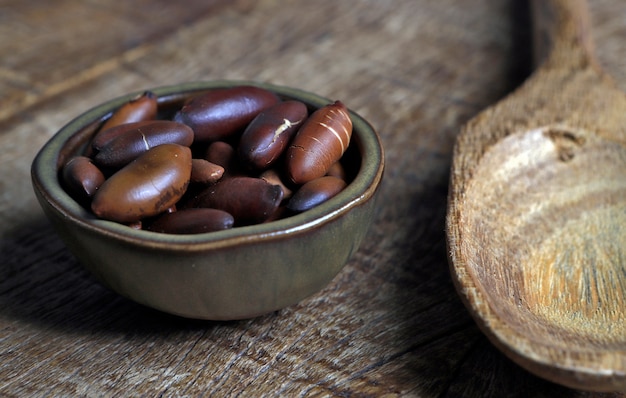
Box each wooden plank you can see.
[0,0,624,396]
[0,0,232,122]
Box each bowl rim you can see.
[31,80,384,251]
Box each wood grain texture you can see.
[446,0,626,392]
[1,0,625,396]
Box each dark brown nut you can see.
[191,158,224,184]
[286,101,352,185]
[205,141,239,177]
[99,91,158,131]
[287,176,347,212]
[91,120,154,151]
[61,156,105,202]
[89,121,132,152]
[259,168,293,200]
[262,205,289,223]
[326,161,346,180]
[172,86,280,142]
[93,120,194,169]
[238,100,308,170]
[192,176,283,225]
[147,208,234,234]
[91,144,192,223]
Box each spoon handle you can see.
[531,0,596,69]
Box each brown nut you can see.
[205,141,240,177]
[238,100,308,170]
[287,175,347,212]
[173,86,280,142]
[93,120,194,169]
[286,101,352,185]
[192,176,283,225]
[61,156,105,202]
[191,158,224,184]
[326,161,347,180]
[99,91,158,131]
[259,168,293,200]
[91,120,154,151]
[147,208,234,234]
[262,205,289,223]
[91,144,192,223]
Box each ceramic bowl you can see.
[31,80,384,320]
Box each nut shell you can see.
[91,144,192,222]
[287,176,347,212]
[147,208,234,234]
[93,120,194,169]
[173,86,280,142]
[61,156,105,202]
[286,101,352,184]
[192,176,283,225]
[99,91,158,131]
[238,100,308,170]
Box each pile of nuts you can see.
[60,85,354,234]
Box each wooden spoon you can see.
[446,0,626,392]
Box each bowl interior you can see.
[33,80,384,249]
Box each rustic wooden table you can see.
[1,1,625,396]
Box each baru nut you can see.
[60,85,355,234]
[91,143,192,223]
[286,100,352,184]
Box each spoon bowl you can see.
[446,0,626,391]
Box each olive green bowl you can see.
[31,80,384,320]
